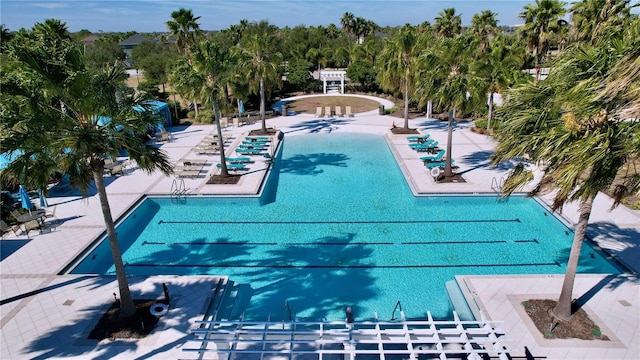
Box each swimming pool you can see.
[70,133,621,321]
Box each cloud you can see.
[29,2,69,9]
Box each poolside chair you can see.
[407,134,430,142]
[236,148,262,155]
[335,106,343,117]
[24,220,41,236]
[324,106,332,118]
[109,163,124,176]
[315,107,323,118]
[1,220,21,238]
[421,149,446,163]
[216,163,248,172]
[345,106,354,117]
[226,157,252,164]
[424,159,454,169]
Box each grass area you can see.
[285,96,380,115]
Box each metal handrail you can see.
[391,301,402,320]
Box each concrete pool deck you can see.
[1,95,639,359]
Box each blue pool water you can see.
[70,133,621,321]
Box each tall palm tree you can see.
[377,24,419,129]
[166,8,202,115]
[191,40,233,176]
[433,8,462,39]
[473,34,528,133]
[416,35,484,177]
[340,12,355,36]
[1,24,173,320]
[570,0,636,45]
[518,0,567,83]
[470,10,499,58]
[491,22,640,321]
[235,32,283,132]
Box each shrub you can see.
[474,118,488,129]
[196,109,214,124]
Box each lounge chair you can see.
[345,106,354,117]
[420,149,446,163]
[335,106,343,117]
[45,206,59,224]
[407,134,430,142]
[315,107,323,118]
[24,220,41,236]
[238,144,266,150]
[236,148,262,155]
[409,140,437,149]
[109,163,124,176]
[181,159,207,166]
[226,157,252,164]
[216,163,248,171]
[158,129,171,142]
[424,159,454,169]
[411,141,439,152]
[246,136,270,142]
[1,220,21,238]
[175,169,201,178]
[325,106,332,118]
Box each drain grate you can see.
[63,300,74,306]
[619,300,631,307]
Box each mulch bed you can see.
[436,174,466,183]
[207,174,242,184]
[523,299,609,340]
[88,299,164,340]
[390,127,420,135]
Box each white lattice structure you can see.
[320,70,346,94]
[183,311,514,360]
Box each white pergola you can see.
[320,70,346,94]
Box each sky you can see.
[2,0,551,33]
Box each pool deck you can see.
[1,94,639,359]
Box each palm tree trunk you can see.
[259,76,267,132]
[92,162,136,319]
[552,194,594,322]
[403,80,409,129]
[487,93,494,134]
[214,96,229,177]
[443,109,454,177]
[427,100,433,119]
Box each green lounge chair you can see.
[226,157,252,163]
[407,134,430,142]
[425,159,454,169]
[236,148,262,155]
[421,149,446,163]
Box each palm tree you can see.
[491,22,640,321]
[518,0,567,83]
[570,0,636,45]
[1,24,173,320]
[235,31,283,132]
[473,34,528,133]
[470,10,499,58]
[377,24,419,129]
[166,8,202,115]
[416,35,484,177]
[191,40,233,176]
[340,12,355,36]
[433,8,462,39]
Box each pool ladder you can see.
[170,178,187,201]
[491,176,507,202]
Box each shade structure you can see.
[38,188,48,207]
[19,185,32,214]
